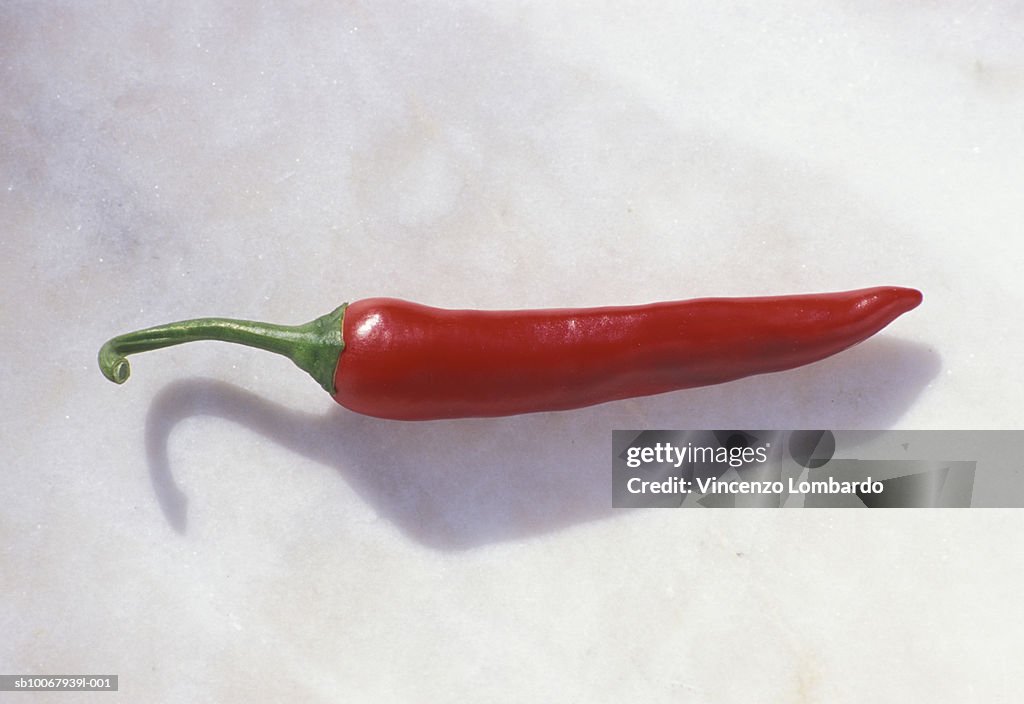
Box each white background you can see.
[4,2,1023,701]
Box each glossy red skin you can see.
[332,287,922,420]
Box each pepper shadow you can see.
[145,336,939,549]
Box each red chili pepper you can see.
[99,286,921,420]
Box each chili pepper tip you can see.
[895,286,923,312]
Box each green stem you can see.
[98,304,347,394]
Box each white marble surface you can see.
[4,1,1024,701]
